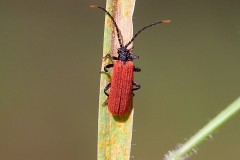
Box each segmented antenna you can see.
[125,20,171,48]
[90,5,123,48]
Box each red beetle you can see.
[92,5,170,116]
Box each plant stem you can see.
[97,0,136,160]
[165,97,240,160]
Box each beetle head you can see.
[117,47,132,62]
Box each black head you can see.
[117,47,132,62]
[91,5,171,62]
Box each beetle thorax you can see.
[117,47,132,62]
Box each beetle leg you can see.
[102,54,112,60]
[102,54,117,72]
[102,54,113,65]
[100,64,113,81]
[132,81,141,96]
[132,81,141,91]
[104,82,111,96]
[112,56,118,60]
[103,54,118,61]
[130,54,139,60]
[134,66,141,72]
[104,64,114,72]
[102,83,111,106]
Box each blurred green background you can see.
[1,0,240,159]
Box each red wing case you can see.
[108,61,134,116]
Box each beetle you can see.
[91,5,170,116]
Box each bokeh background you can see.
[1,0,240,159]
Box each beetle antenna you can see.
[90,5,123,47]
[125,20,171,48]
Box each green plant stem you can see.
[97,0,136,160]
[166,97,240,160]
